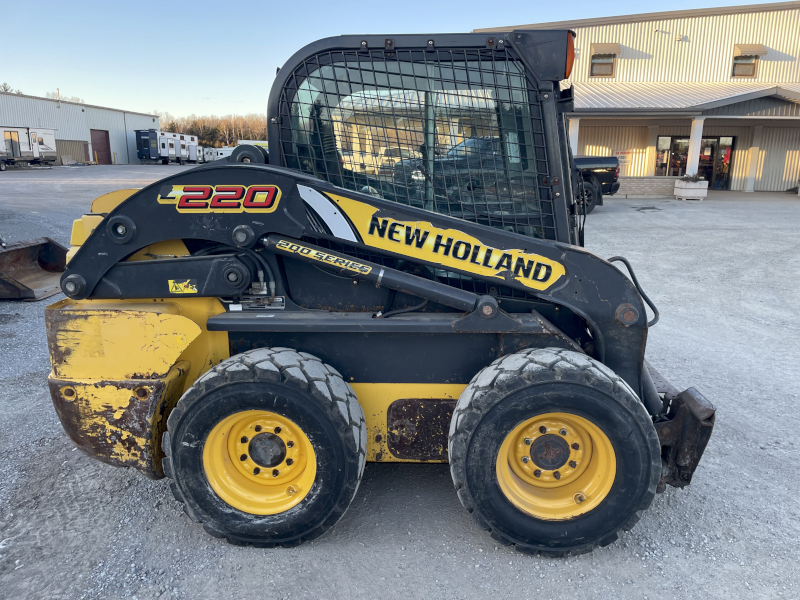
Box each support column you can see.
[644,125,660,176]
[744,125,763,193]
[568,117,580,155]
[685,117,706,176]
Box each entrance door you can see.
[90,129,112,164]
[713,137,734,190]
[4,131,21,157]
[668,138,689,176]
[661,136,734,189]
[697,138,717,183]
[30,132,40,158]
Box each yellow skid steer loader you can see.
[44,31,715,555]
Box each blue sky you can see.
[2,0,771,117]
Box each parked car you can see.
[343,146,421,175]
[392,137,503,187]
[574,155,620,213]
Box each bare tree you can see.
[45,91,85,103]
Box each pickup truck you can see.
[574,155,620,213]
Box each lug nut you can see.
[539,426,547,434]
[524,438,531,445]
[253,467,260,475]
[240,454,247,461]
[534,470,542,478]
[287,486,296,495]
[522,456,530,463]
[574,493,585,504]
[274,426,282,434]
[241,436,248,443]
[255,425,262,432]
[569,460,577,468]
[286,458,294,466]
[553,471,561,480]
[287,441,294,448]
[559,428,567,436]
[272,469,280,477]
[571,443,579,450]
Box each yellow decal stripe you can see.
[328,193,565,292]
[276,240,372,275]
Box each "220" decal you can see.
[157,185,282,213]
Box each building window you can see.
[590,54,615,77]
[732,55,758,77]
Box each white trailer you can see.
[1,126,57,171]
[136,130,200,164]
[204,147,235,162]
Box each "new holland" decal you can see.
[328,194,565,292]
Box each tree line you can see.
[156,112,267,147]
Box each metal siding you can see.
[86,107,129,164]
[757,127,800,191]
[577,125,650,176]
[565,8,800,84]
[702,96,800,116]
[0,93,88,140]
[123,113,160,164]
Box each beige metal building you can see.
[476,2,800,193]
[0,92,159,165]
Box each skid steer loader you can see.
[45,31,715,554]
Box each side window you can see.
[590,54,615,77]
[732,55,757,77]
[280,48,553,239]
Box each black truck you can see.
[574,155,620,213]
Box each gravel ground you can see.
[1,166,798,600]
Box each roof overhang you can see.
[590,43,622,55]
[733,43,768,56]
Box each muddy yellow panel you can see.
[45,298,228,478]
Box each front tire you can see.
[449,348,660,555]
[163,348,366,547]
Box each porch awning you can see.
[733,44,767,57]
[590,43,622,56]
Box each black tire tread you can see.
[162,347,367,547]
[448,348,659,556]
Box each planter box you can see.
[674,179,709,201]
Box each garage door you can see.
[90,129,111,165]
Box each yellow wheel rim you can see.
[496,412,616,520]
[203,410,316,515]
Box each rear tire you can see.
[448,348,660,555]
[230,145,265,164]
[583,180,600,214]
[0,161,6,172]
[163,348,367,547]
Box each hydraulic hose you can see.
[607,256,660,327]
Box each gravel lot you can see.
[1,166,798,600]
